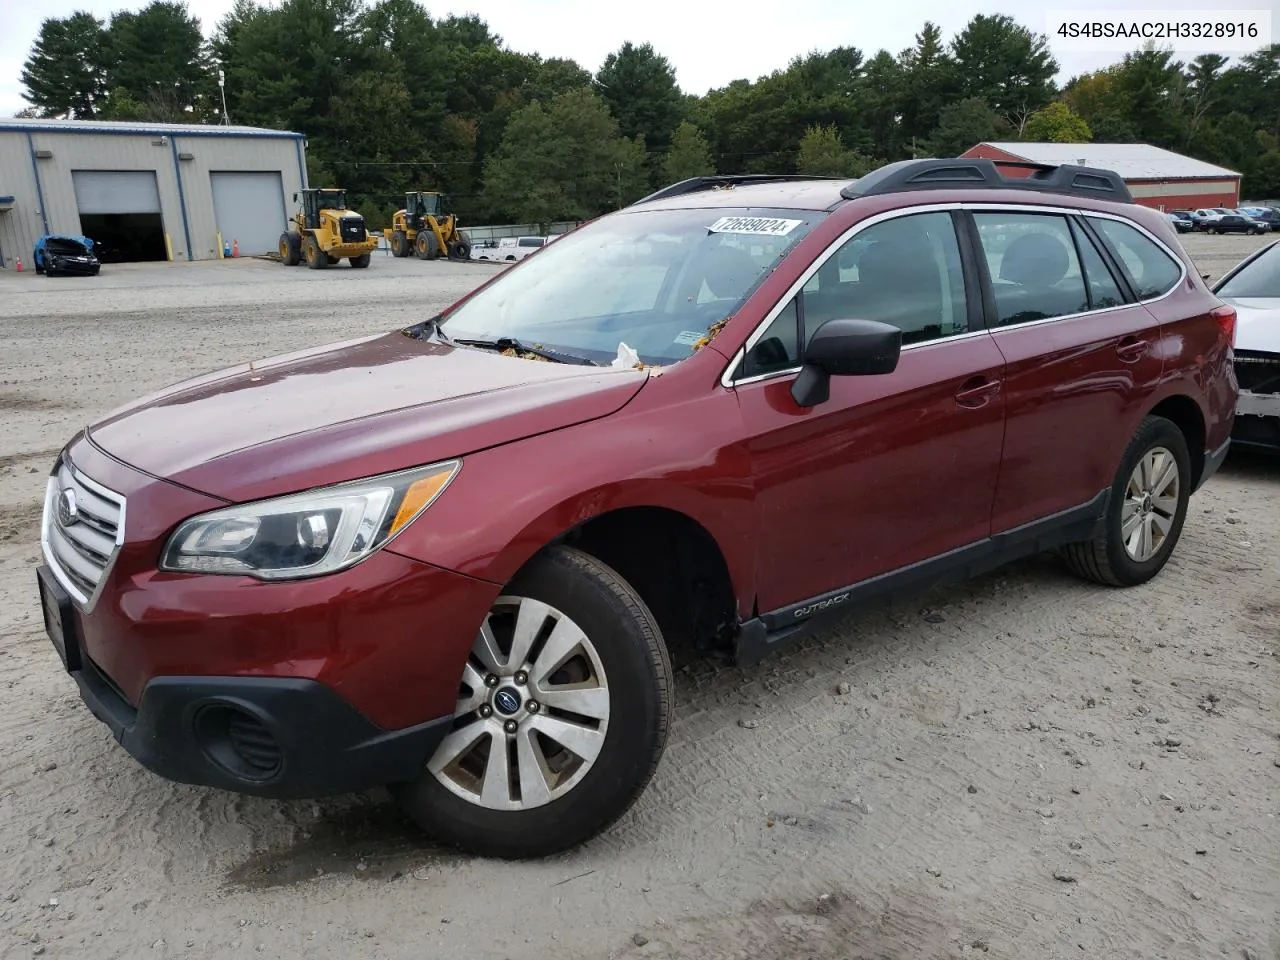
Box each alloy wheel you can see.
[429,596,611,811]
[1121,446,1180,562]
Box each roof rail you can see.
[839,158,1134,203]
[633,174,842,206]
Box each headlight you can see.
[160,460,460,579]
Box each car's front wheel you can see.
[392,546,671,859]
[1062,415,1191,587]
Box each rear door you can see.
[968,207,1170,534]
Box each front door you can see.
[730,210,1008,614]
[967,209,1169,533]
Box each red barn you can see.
[961,142,1241,212]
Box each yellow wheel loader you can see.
[279,188,379,270]
[384,192,472,261]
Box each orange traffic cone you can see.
[15,256,23,272]
[232,238,239,258]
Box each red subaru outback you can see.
[37,160,1237,858]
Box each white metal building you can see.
[0,119,307,268]
[961,142,1241,211]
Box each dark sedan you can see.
[34,234,101,277]
[1207,213,1268,235]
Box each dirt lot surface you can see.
[1,236,1277,960]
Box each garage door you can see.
[73,171,167,263]
[72,170,161,214]
[210,172,287,256]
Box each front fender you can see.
[385,383,758,615]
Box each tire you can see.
[448,239,471,261]
[416,231,439,260]
[1061,415,1191,587]
[303,236,327,270]
[392,545,672,859]
[391,230,408,258]
[349,253,371,268]
[279,232,301,266]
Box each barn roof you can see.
[972,142,1240,181]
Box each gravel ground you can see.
[1,236,1277,960]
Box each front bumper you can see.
[1231,412,1280,451]
[37,438,501,796]
[62,609,453,798]
[1237,390,1280,419]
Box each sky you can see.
[2,0,1277,117]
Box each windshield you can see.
[1217,242,1280,299]
[440,206,824,366]
[318,190,346,210]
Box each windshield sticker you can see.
[674,330,705,346]
[708,216,803,237]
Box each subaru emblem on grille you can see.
[57,487,79,526]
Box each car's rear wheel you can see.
[1062,415,1191,587]
[392,545,671,859]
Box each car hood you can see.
[87,331,649,501]
[1225,298,1280,353]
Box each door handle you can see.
[955,377,1001,407]
[1116,337,1148,362]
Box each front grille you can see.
[41,459,125,609]
[339,216,366,243]
[1235,350,1280,394]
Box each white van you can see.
[471,236,548,262]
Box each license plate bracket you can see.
[37,567,82,674]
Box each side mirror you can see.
[790,319,902,408]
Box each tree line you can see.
[17,0,1280,227]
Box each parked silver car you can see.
[1215,239,1280,450]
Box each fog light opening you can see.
[193,704,283,781]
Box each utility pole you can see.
[615,162,623,209]
[217,68,230,125]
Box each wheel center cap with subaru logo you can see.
[493,687,522,716]
[57,488,79,527]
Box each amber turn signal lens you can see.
[390,469,455,534]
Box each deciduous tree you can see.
[1022,101,1092,142]
[663,121,715,182]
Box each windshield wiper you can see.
[452,337,599,366]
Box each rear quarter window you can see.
[1088,217,1183,300]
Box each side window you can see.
[735,212,966,380]
[801,211,968,345]
[974,213,1089,326]
[742,298,800,377]
[1088,218,1183,299]
[1068,218,1125,309]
